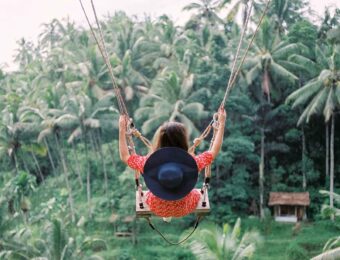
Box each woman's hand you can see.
[218,107,227,125]
[119,114,130,163]
[119,115,129,132]
[210,107,227,159]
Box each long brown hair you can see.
[153,122,189,151]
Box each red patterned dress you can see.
[127,151,213,217]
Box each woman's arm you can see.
[210,107,227,159]
[119,115,130,164]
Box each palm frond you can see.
[296,88,328,125]
[37,128,54,143]
[246,64,262,84]
[181,102,209,121]
[180,73,195,99]
[336,82,340,105]
[288,54,318,76]
[270,60,298,83]
[318,69,332,82]
[273,43,300,59]
[311,247,340,260]
[315,45,329,68]
[84,118,100,129]
[286,80,323,109]
[323,86,336,122]
[182,3,202,12]
[54,114,79,129]
[141,115,168,135]
[320,190,340,203]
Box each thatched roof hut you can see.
[269,192,310,206]
[268,192,310,222]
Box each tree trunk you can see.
[330,115,334,221]
[107,144,116,167]
[44,137,57,177]
[259,127,265,220]
[90,131,100,171]
[95,130,108,196]
[72,142,83,189]
[31,151,44,182]
[83,129,92,218]
[302,126,307,190]
[13,151,19,175]
[326,122,329,180]
[54,133,76,223]
[20,150,30,174]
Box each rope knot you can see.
[131,128,142,138]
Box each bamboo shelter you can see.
[268,192,310,222]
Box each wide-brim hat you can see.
[143,147,198,201]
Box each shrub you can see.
[286,242,308,260]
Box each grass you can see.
[10,175,339,260]
[244,219,340,260]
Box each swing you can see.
[79,0,271,244]
[136,188,210,218]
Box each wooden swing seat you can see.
[136,188,210,218]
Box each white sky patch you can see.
[0,0,338,71]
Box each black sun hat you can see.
[143,147,198,201]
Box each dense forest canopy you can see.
[0,0,339,259]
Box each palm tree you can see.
[243,17,303,218]
[39,19,63,52]
[219,0,252,26]
[187,218,262,260]
[135,70,209,137]
[261,0,308,35]
[244,102,290,218]
[286,44,340,219]
[183,0,224,28]
[13,38,35,69]
[53,92,117,217]
[151,15,190,72]
[18,104,79,223]
[244,17,301,103]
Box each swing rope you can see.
[220,0,271,108]
[188,0,271,153]
[79,0,153,186]
[188,0,271,186]
[78,0,271,245]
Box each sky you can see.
[0,0,339,71]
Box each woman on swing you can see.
[119,107,226,219]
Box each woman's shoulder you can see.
[193,151,213,171]
[127,154,149,172]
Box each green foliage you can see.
[0,2,339,259]
[286,242,309,260]
[186,219,262,260]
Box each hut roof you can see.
[268,192,310,206]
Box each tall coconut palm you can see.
[244,17,302,103]
[219,0,252,26]
[39,19,64,52]
[259,0,308,35]
[54,92,117,217]
[183,0,225,28]
[135,70,209,138]
[13,38,35,69]
[18,106,59,177]
[243,17,302,218]
[187,218,262,260]
[286,44,340,219]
